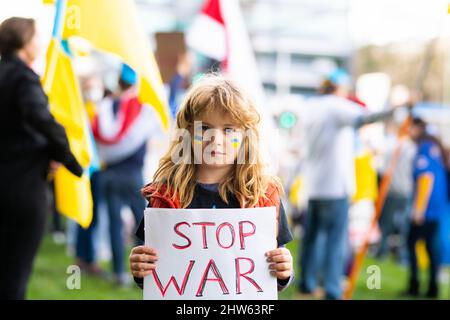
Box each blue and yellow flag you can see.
[42,38,94,228]
[42,0,93,228]
[62,0,171,130]
[42,0,170,228]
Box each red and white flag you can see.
[187,0,280,172]
[186,0,227,63]
[187,0,264,102]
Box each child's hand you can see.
[411,211,425,226]
[265,247,293,281]
[129,246,159,278]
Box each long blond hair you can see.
[143,74,282,207]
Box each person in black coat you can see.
[0,17,83,299]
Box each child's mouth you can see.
[211,151,225,157]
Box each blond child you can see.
[130,75,293,292]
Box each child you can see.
[129,74,294,292]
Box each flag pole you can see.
[51,0,67,39]
[343,117,411,299]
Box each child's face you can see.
[192,110,244,168]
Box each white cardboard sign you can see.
[143,207,278,300]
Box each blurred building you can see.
[244,0,353,97]
[136,0,353,98]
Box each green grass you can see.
[28,236,450,300]
[28,236,141,300]
[279,241,450,300]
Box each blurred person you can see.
[49,182,66,244]
[376,120,417,264]
[168,52,192,118]
[92,64,159,286]
[404,117,449,298]
[0,17,83,299]
[74,171,105,275]
[296,68,405,300]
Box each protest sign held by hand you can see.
[143,207,278,300]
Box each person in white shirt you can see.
[296,69,401,299]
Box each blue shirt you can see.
[413,139,448,221]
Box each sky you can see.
[0,1,55,73]
[1,0,449,46]
[349,0,450,46]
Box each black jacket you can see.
[0,54,83,178]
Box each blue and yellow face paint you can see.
[231,137,240,148]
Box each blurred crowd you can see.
[282,71,450,299]
[1,14,449,300]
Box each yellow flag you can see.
[42,39,93,228]
[417,240,430,269]
[289,175,304,208]
[353,150,378,202]
[62,0,170,130]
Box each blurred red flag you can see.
[187,0,280,172]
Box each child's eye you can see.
[201,125,210,131]
[225,128,235,134]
